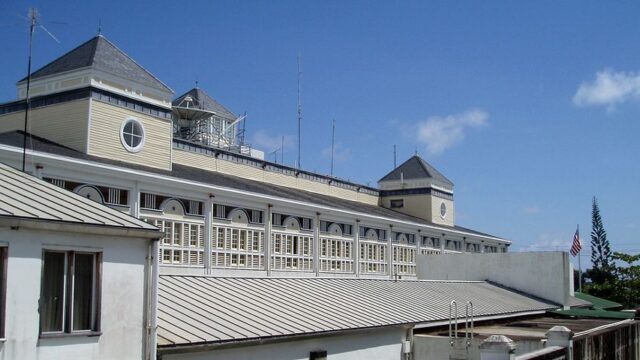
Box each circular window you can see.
[120,117,145,153]
[440,202,447,218]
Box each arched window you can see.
[74,185,104,204]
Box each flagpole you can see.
[578,224,582,293]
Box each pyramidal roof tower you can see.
[16,35,173,108]
[378,155,455,226]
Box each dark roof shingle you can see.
[20,35,172,93]
[173,88,237,120]
[379,155,453,186]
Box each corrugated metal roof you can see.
[0,132,505,241]
[157,276,557,348]
[0,162,158,232]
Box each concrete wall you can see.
[416,252,571,306]
[161,327,407,360]
[413,335,544,360]
[0,227,149,360]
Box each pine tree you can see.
[590,196,613,283]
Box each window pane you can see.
[73,254,95,331]
[123,121,133,134]
[41,252,65,332]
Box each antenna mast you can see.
[297,53,302,169]
[330,119,335,176]
[393,144,397,168]
[21,8,37,173]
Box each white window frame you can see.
[119,117,145,153]
[212,222,265,270]
[146,217,205,267]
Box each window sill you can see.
[40,331,102,339]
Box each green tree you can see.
[590,197,613,284]
[612,252,640,308]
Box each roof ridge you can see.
[97,35,174,93]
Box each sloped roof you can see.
[156,276,557,348]
[379,155,453,186]
[20,35,172,93]
[574,292,622,310]
[0,161,158,234]
[173,88,237,120]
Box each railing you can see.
[515,346,567,360]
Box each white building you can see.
[0,162,160,359]
[0,35,586,360]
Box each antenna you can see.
[297,53,302,169]
[97,18,102,35]
[281,135,284,164]
[393,144,397,168]
[330,119,335,176]
[21,8,60,172]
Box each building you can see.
[0,35,508,282]
[0,34,602,360]
[0,162,160,359]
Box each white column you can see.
[265,205,272,277]
[314,213,320,277]
[130,181,140,218]
[387,225,393,279]
[354,220,360,278]
[440,233,446,254]
[415,230,422,256]
[480,240,486,253]
[203,195,213,275]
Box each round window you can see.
[440,202,447,218]
[120,118,145,153]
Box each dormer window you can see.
[120,117,145,153]
[390,199,404,209]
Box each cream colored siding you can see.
[172,148,379,205]
[89,100,172,170]
[0,99,89,152]
[431,197,454,226]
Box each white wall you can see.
[416,252,571,306]
[0,227,149,360]
[160,327,407,360]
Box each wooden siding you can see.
[0,99,89,152]
[172,149,379,205]
[89,100,172,170]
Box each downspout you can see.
[145,238,160,360]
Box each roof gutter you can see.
[0,216,161,239]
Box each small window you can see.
[120,117,145,153]
[390,199,404,209]
[40,251,101,336]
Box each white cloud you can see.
[573,69,640,108]
[515,232,571,252]
[415,109,488,155]
[523,206,541,215]
[321,143,351,162]
[251,130,294,152]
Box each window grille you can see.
[49,178,65,188]
[393,244,416,275]
[359,240,388,274]
[271,231,313,271]
[188,200,202,215]
[319,234,354,273]
[107,188,121,205]
[146,218,204,267]
[212,224,265,269]
[142,193,157,209]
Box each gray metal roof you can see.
[0,161,158,232]
[157,276,557,348]
[173,88,237,120]
[0,131,502,240]
[379,155,454,186]
[20,35,173,93]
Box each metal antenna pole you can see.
[22,8,37,173]
[393,144,397,168]
[330,119,335,176]
[297,53,302,169]
[281,135,284,164]
[578,223,582,293]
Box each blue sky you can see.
[1,1,639,261]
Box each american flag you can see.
[570,228,581,257]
